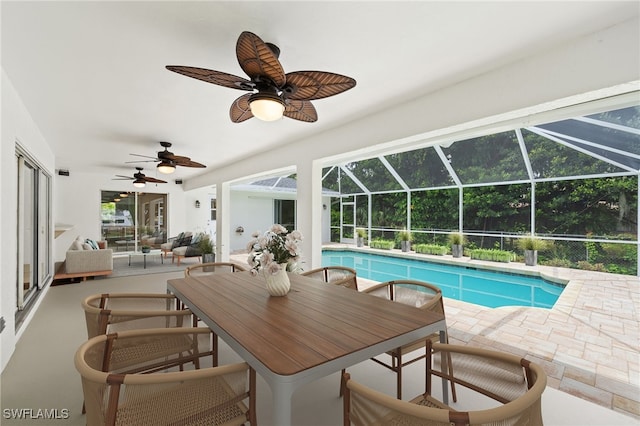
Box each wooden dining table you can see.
[167,271,447,425]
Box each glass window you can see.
[274,199,296,231]
[210,198,217,221]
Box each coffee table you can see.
[128,250,163,269]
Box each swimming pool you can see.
[322,250,565,309]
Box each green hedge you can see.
[414,244,448,256]
[469,248,515,263]
[370,239,395,250]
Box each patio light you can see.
[249,92,285,121]
[157,160,176,174]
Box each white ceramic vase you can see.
[264,264,291,296]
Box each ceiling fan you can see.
[114,167,167,188]
[128,141,206,174]
[166,31,356,123]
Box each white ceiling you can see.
[2,1,638,183]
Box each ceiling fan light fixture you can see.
[157,161,176,174]
[133,179,146,188]
[249,93,285,121]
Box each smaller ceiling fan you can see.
[114,167,167,188]
[128,141,206,174]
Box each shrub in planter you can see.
[414,244,448,256]
[516,237,549,251]
[398,230,412,252]
[469,248,515,263]
[370,239,395,250]
[448,233,465,258]
[516,237,550,266]
[356,228,367,247]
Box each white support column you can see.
[296,159,323,270]
[216,182,231,262]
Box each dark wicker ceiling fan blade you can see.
[162,153,187,162]
[172,157,206,168]
[230,93,254,123]
[142,176,168,184]
[166,66,254,91]
[236,31,286,87]
[284,100,317,122]
[114,175,134,180]
[283,71,356,100]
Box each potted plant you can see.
[517,236,548,266]
[198,235,215,266]
[356,228,366,247]
[399,230,412,252]
[141,245,151,253]
[448,233,465,258]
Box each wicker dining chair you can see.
[75,327,257,426]
[342,342,546,426]
[184,261,247,277]
[301,266,359,290]
[361,279,456,400]
[81,292,198,339]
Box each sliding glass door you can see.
[101,191,167,252]
[274,199,296,231]
[16,150,52,316]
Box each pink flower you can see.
[265,262,282,275]
[285,239,298,256]
[246,239,258,252]
[261,251,275,265]
[270,224,287,234]
[288,230,302,241]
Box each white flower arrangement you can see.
[247,224,303,275]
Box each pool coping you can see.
[320,244,640,419]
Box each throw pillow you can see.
[70,240,84,251]
[82,242,93,250]
[85,239,99,250]
[190,233,202,245]
[171,232,185,249]
[175,235,192,248]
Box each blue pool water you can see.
[322,250,565,309]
